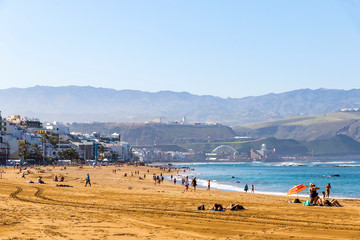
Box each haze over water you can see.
[167,161,360,199]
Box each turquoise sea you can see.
[164,161,360,199]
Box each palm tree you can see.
[19,140,31,162]
[49,135,59,148]
[31,143,43,164]
[68,148,79,161]
[41,133,48,163]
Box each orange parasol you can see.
[287,184,307,195]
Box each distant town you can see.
[0,111,284,166]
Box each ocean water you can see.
[163,161,360,199]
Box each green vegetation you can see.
[242,112,360,129]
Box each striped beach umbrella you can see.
[287,184,307,195]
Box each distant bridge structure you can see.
[212,145,238,155]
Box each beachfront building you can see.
[100,141,131,161]
[21,118,43,129]
[0,112,10,164]
[70,140,94,160]
[250,144,277,161]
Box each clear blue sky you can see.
[0,0,359,98]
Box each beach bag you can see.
[197,205,205,210]
[293,198,301,203]
[303,200,311,206]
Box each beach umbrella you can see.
[287,184,307,195]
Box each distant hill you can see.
[2,86,360,125]
[233,112,360,141]
[69,122,236,145]
[178,137,309,155]
[305,135,360,155]
[178,135,360,156]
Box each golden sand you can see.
[0,165,359,240]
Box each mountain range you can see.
[1,86,360,125]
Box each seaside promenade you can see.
[0,165,359,239]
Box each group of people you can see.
[153,174,165,184]
[197,203,245,211]
[184,176,197,191]
[53,175,65,182]
[244,184,255,193]
[309,183,342,207]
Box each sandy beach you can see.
[1,165,360,240]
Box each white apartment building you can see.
[45,122,70,135]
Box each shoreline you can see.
[164,174,360,200]
[155,161,360,200]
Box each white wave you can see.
[331,165,360,167]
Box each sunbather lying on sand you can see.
[213,203,224,211]
[56,184,73,187]
[318,191,342,207]
[229,204,245,210]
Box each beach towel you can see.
[211,209,225,212]
[211,207,225,212]
[303,200,311,206]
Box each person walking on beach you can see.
[185,176,189,191]
[192,177,197,191]
[251,184,254,193]
[85,173,91,187]
[244,184,248,193]
[325,183,331,198]
[153,174,157,185]
[207,180,210,191]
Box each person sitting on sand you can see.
[213,203,224,211]
[37,176,45,184]
[54,175,58,182]
[60,176,64,182]
[309,184,320,204]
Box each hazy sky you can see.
[0,0,359,98]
